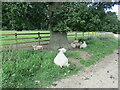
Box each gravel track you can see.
[50,49,119,88]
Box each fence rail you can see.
[0,31,111,49]
[0,32,50,36]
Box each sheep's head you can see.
[58,48,66,53]
[83,41,86,43]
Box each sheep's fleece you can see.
[80,41,87,48]
[54,48,70,68]
[32,45,43,50]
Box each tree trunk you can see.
[48,3,71,51]
[49,31,71,51]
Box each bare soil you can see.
[78,50,93,60]
[50,49,118,88]
[68,50,93,67]
[68,57,81,67]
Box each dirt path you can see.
[50,49,118,88]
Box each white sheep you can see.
[75,42,81,48]
[76,41,83,48]
[71,40,82,48]
[71,40,78,48]
[79,41,83,45]
[54,48,70,68]
[73,40,79,43]
[80,41,87,48]
[71,42,76,48]
[32,45,43,50]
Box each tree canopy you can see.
[2,2,119,33]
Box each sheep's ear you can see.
[58,49,62,51]
[64,50,66,52]
[59,48,64,51]
[63,49,66,52]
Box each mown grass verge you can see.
[79,35,119,67]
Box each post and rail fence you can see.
[0,31,110,49]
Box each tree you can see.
[2,2,47,30]
[101,11,119,33]
[118,20,120,34]
[47,2,119,50]
[2,2,119,50]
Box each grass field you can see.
[2,35,119,88]
[0,30,111,44]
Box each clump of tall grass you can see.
[2,45,19,64]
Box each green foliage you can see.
[102,12,119,32]
[2,2,119,32]
[2,2,48,30]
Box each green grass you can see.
[2,49,82,88]
[79,36,118,67]
[0,31,106,44]
[1,33,118,88]
[65,51,82,59]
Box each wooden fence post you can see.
[38,32,41,45]
[82,32,84,38]
[92,32,94,37]
[88,32,89,37]
[75,32,77,40]
[15,33,18,49]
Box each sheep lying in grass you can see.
[80,41,87,48]
[54,48,70,68]
[74,40,79,43]
[71,40,82,48]
[32,45,43,50]
[71,43,76,48]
